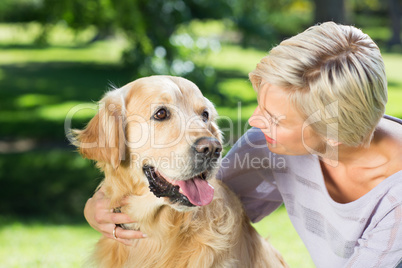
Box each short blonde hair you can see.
[249,22,388,147]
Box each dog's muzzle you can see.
[143,137,222,207]
[192,137,222,173]
[144,166,194,207]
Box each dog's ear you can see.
[74,95,126,169]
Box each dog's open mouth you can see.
[143,166,214,207]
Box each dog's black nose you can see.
[193,137,222,158]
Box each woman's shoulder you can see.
[373,171,402,219]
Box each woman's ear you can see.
[326,138,341,147]
[73,95,126,169]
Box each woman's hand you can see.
[84,186,147,246]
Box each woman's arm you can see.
[344,202,402,268]
[217,127,283,222]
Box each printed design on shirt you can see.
[302,206,356,258]
[281,193,297,218]
[374,197,402,267]
[295,175,322,191]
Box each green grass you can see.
[0,208,313,268]
[0,209,311,268]
[0,42,122,64]
[0,220,100,268]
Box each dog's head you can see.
[74,75,222,210]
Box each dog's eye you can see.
[154,108,169,120]
[202,111,209,122]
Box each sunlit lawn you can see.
[0,23,401,268]
[0,219,100,268]
[0,208,313,268]
[0,207,312,268]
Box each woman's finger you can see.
[109,211,135,225]
[113,226,147,240]
[102,226,147,246]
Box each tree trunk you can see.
[313,0,346,24]
[388,0,402,46]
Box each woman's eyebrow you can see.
[262,106,279,119]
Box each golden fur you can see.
[74,76,288,268]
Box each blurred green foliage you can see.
[0,0,401,222]
[0,0,43,23]
[33,0,234,93]
[0,0,314,99]
[0,150,101,220]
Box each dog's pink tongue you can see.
[177,178,214,206]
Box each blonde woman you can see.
[84,22,402,267]
[219,22,402,267]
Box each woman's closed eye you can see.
[261,107,280,126]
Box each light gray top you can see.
[217,123,402,268]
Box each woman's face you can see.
[249,82,324,156]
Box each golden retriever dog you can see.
[73,76,287,268]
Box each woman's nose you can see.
[249,106,269,130]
